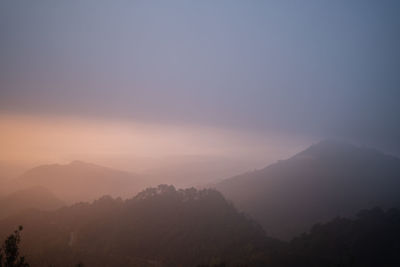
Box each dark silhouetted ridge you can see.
[0,185,280,267]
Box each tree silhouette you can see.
[0,226,29,267]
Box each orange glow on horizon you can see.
[0,113,308,172]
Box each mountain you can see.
[0,185,280,267]
[0,186,64,219]
[16,161,147,204]
[215,140,400,240]
[0,177,6,196]
[0,160,30,195]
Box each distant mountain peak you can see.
[302,139,356,152]
[69,160,89,166]
[292,139,385,161]
[67,160,108,170]
[17,160,146,204]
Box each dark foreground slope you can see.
[0,185,280,267]
[1,188,400,267]
[216,140,400,240]
[199,207,400,267]
[277,207,400,267]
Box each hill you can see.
[215,140,400,240]
[0,185,280,267]
[16,161,147,203]
[0,160,29,195]
[276,207,400,267]
[0,186,64,219]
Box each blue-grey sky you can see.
[1,1,400,155]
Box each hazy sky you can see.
[1,0,400,162]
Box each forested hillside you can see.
[0,185,280,267]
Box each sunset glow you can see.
[0,1,399,266]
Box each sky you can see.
[0,0,399,168]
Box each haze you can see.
[1,1,400,266]
[0,113,307,177]
[1,0,399,157]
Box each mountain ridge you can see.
[0,186,65,219]
[215,140,400,240]
[16,160,148,204]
